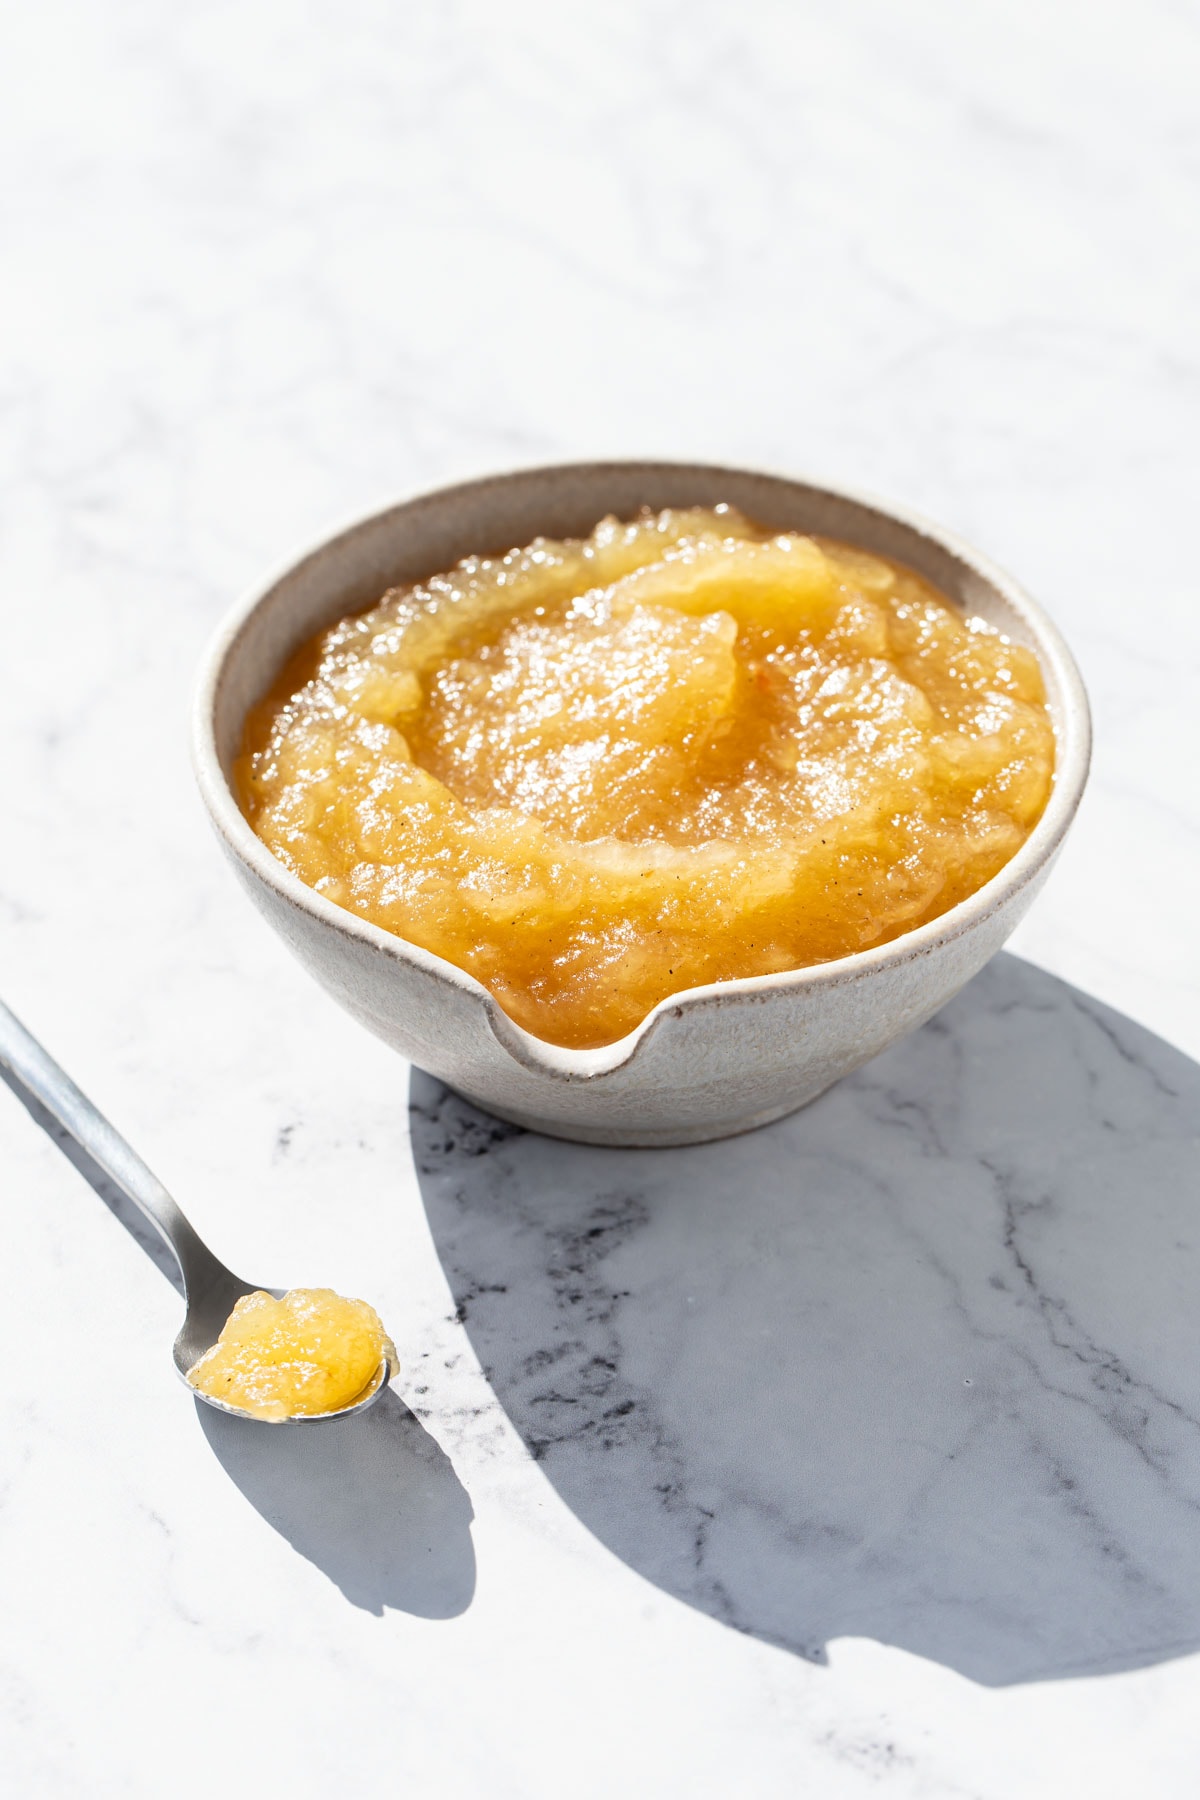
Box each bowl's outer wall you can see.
[205,462,1087,1146]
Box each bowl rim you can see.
[192,458,1092,1082]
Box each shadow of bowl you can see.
[413,953,1200,1684]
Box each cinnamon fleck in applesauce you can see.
[238,507,1054,1049]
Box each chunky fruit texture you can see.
[186,1288,396,1421]
[239,507,1054,1048]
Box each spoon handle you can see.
[0,999,227,1299]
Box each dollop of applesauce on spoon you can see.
[238,506,1054,1049]
[186,1288,398,1421]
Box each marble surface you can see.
[2,2,1200,1794]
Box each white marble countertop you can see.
[3,3,1200,1794]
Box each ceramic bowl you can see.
[193,461,1090,1146]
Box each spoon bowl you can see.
[0,998,393,1424]
[172,1275,392,1422]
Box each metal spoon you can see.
[0,998,391,1422]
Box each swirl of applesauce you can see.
[238,507,1054,1049]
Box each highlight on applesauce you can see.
[237,506,1055,1049]
[187,1288,397,1421]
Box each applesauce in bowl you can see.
[194,462,1089,1145]
[238,508,1053,1050]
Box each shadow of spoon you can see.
[1,1014,476,1619]
[197,1387,476,1617]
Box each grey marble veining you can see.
[4,1,1200,1792]
[413,954,1200,1686]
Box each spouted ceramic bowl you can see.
[193,461,1090,1146]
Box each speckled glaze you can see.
[192,462,1090,1145]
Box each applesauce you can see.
[186,1288,397,1421]
[238,507,1054,1049]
